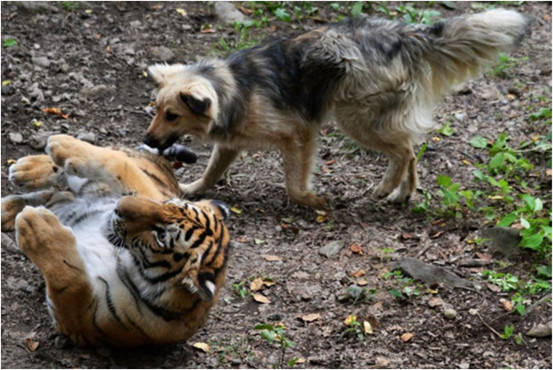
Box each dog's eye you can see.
[166,111,179,121]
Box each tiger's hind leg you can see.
[1,190,74,232]
[15,206,97,345]
[47,134,166,200]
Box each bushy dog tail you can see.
[426,9,530,97]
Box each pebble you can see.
[32,56,51,68]
[77,132,97,144]
[28,82,44,101]
[214,2,249,25]
[150,46,175,62]
[29,132,48,150]
[454,112,466,121]
[318,241,344,258]
[2,85,14,96]
[9,132,23,144]
[443,308,457,320]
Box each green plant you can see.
[384,270,422,299]
[492,53,528,78]
[482,270,520,292]
[255,323,296,368]
[437,122,455,137]
[396,4,441,25]
[61,1,80,11]
[500,324,514,340]
[350,2,364,17]
[232,280,249,298]
[2,38,17,48]
[343,314,366,341]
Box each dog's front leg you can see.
[281,130,329,211]
[180,144,240,195]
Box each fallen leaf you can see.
[175,8,187,16]
[401,233,414,240]
[152,4,163,10]
[432,136,441,142]
[84,9,92,14]
[31,119,42,127]
[300,313,321,322]
[462,159,471,165]
[499,298,513,312]
[428,296,444,308]
[7,159,16,165]
[252,293,270,304]
[236,5,253,15]
[263,254,282,262]
[25,338,39,352]
[2,80,11,86]
[250,277,264,291]
[42,107,69,119]
[316,214,329,223]
[254,238,264,245]
[400,332,414,342]
[546,168,552,176]
[363,321,373,335]
[357,278,369,286]
[351,269,366,278]
[192,342,210,352]
[344,314,357,326]
[230,206,242,215]
[350,243,363,255]
[295,358,306,364]
[487,283,502,293]
[200,26,215,33]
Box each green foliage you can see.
[343,315,366,341]
[470,135,488,149]
[232,281,249,298]
[61,1,80,11]
[396,4,441,25]
[350,2,364,17]
[385,270,421,300]
[437,122,455,137]
[255,323,295,368]
[500,324,514,340]
[2,38,17,48]
[492,53,528,79]
[274,7,291,22]
[482,270,520,292]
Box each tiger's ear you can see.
[180,92,212,117]
[148,64,186,88]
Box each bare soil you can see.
[1,2,551,368]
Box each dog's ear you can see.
[148,64,186,88]
[180,92,212,117]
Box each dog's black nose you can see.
[162,144,198,164]
[144,135,160,149]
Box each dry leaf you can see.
[7,159,16,165]
[300,313,321,322]
[546,168,552,176]
[499,298,513,312]
[295,358,306,364]
[357,278,369,286]
[400,332,414,342]
[432,136,441,142]
[200,27,215,34]
[349,243,363,254]
[250,277,264,291]
[2,80,11,86]
[428,296,444,308]
[230,206,242,215]
[351,269,366,278]
[25,338,39,352]
[344,314,357,326]
[175,8,187,16]
[363,321,373,335]
[252,293,270,304]
[263,254,282,262]
[192,342,210,352]
[236,5,253,15]
[42,107,69,119]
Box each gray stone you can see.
[150,46,175,62]
[2,85,14,96]
[214,2,248,25]
[9,132,23,144]
[318,241,344,258]
[80,84,115,98]
[32,56,51,68]
[129,20,142,28]
[28,82,44,101]
[77,132,97,144]
[526,322,552,338]
[454,112,467,121]
[443,307,457,320]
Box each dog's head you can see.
[145,64,218,150]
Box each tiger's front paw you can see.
[9,155,62,190]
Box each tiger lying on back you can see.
[1,134,231,347]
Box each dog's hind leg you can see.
[280,127,329,211]
[180,144,240,195]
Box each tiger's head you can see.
[106,196,230,300]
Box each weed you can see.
[255,323,296,368]
[396,4,441,25]
[437,122,455,137]
[61,1,80,11]
[343,314,366,341]
[500,324,514,340]
[232,280,249,299]
[2,38,17,48]
[492,53,528,79]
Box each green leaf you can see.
[288,358,300,367]
[489,153,505,171]
[519,232,543,250]
[470,135,488,149]
[536,265,552,278]
[260,329,276,343]
[389,289,403,299]
[500,324,514,339]
[274,8,291,22]
[437,174,452,187]
[438,122,454,136]
[498,213,517,227]
[520,216,530,229]
[3,39,17,48]
[255,323,274,331]
[350,2,363,17]
[330,3,340,11]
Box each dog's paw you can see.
[179,180,207,196]
[9,155,62,190]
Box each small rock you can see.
[9,132,24,144]
[214,2,249,25]
[28,82,44,102]
[29,132,49,150]
[319,241,344,258]
[443,308,457,320]
[80,84,115,98]
[129,20,142,28]
[32,56,51,68]
[459,361,470,369]
[428,296,444,308]
[480,85,500,100]
[375,356,390,367]
[2,85,14,96]
[77,132,96,144]
[526,322,552,338]
[454,112,466,121]
[150,46,175,62]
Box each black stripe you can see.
[69,209,104,227]
[124,313,152,341]
[203,240,220,266]
[97,277,127,329]
[91,299,110,343]
[191,207,199,221]
[173,251,190,262]
[190,230,209,249]
[184,227,197,241]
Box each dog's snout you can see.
[144,134,161,149]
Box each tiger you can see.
[1,134,232,347]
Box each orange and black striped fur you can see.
[1,135,231,347]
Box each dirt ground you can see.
[1,1,551,368]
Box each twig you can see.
[523,293,552,317]
[476,311,502,338]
